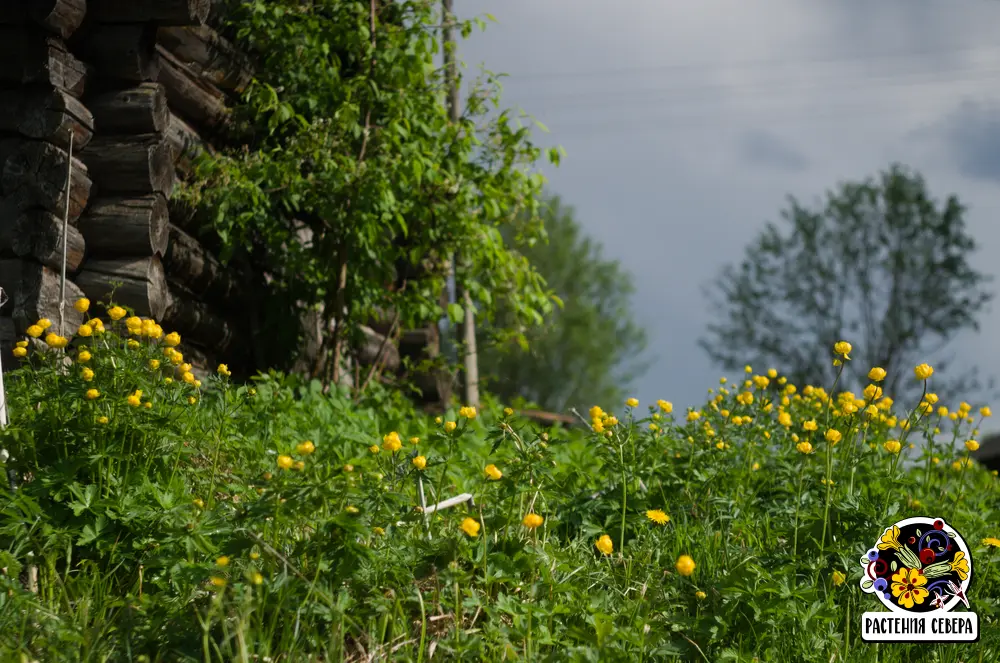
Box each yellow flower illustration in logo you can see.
[877,525,901,551]
[891,567,929,610]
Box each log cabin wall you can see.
[0,0,448,406]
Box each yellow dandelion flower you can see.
[982,537,1000,548]
[646,509,670,525]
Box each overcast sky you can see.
[457,0,1000,423]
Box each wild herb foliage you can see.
[177,0,557,374]
[0,306,998,661]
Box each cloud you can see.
[938,101,1000,182]
[738,130,809,172]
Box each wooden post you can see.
[442,0,479,408]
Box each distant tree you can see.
[479,195,649,413]
[700,164,993,402]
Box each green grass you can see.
[0,306,997,661]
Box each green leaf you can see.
[448,302,464,324]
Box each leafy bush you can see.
[0,306,998,661]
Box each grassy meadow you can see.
[0,301,997,662]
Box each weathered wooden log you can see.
[89,0,209,25]
[77,195,168,258]
[0,30,87,97]
[11,210,86,272]
[163,224,238,305]
[165,112,208,175]
[155,45,228,130]
[74,256,168,320]
[0,258,86,332]
[79,135,174,196]
[0,86,93,151]
[0,0,87,40]
[0,139,91,221]
[78,24,158,83]
[156,25,253,94]
[88,82,168,135]
[162,289,235,354]
[355,325,401,373]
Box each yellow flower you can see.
[803,420,817,431]
[484,464,503,480]
[891,567,928,609]
[884,440,901,454]
[878,525,902,551]
[412,455,427,470]
[217,364,231,377]
[863,384,883,401]
[646,509,670,525]
[291,439,315,456]
[126,339,140,350]
[461,517,480,538]
[251,572,264,585]
[276,455,294,470]
[105,306,125,321]
[382,431,402,452]
[368,445,380,454]
[982,406,993,418]
[796,441,814,454]
[125,316,142,332]
[868,367,886,382]
[12,347,26,358]
[824,429,842,445]
[503,407,514,416]
[832,570,846,587]
[37,318,52,330]
[914,363,934,381]
[744,364,753,373]
[45,333,68,348]
[444,421,457,433]
[81,367,94,381]
[982,537,1000,548]
[163,331,180,347]
[625,397,639,407]
[26,325,43,338]
[127,392,141,407]
[293,460,305,471]
[97,416,109,425]
[73,298,90,313]
[657,399,673,413]
[752,462,761,471]
[695,590,707,600]
[409,436,420,445]
[434,416,442,424]
[209,577,226,588]
[187,396,197,405]
[90,318,105,334]
[592,420,605,433]
[192,498,205,509]
[675,554,696,576]
[216,556,230,567]
[459,405,477,419]
[85,389,100,400]
[77,323,92,337]
[966,439,980,452]
[522,513,544,529]
[595,534,614,556]
[686,411,701,422]
[833,341,852,359]
[752,375,769,389]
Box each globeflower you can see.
[77,323,92,337]
[26,325,42,338]
[444,421,457,433]
[217,364,231,377]
[522,513,544,529]
[966,439,980,452]
[85,389,100,400]
[484,464,502,480]
[412,455,427,470]
[675,554,696,576]
[12,347,26,358]
[73,298,90,313]
[461,517,480,538]
[914,363,934,381]
[276,455,294,470]
[657,399,673,413]
[824,429,842,445]
[595,534,614,556]
[459,405,477,419]
[833,341,852,359]
[625,397,639,408]
[796,441,814,454]
[296,440,316,455]
[45,333,68,349]
[884,440,902,454]
[164,331,181,347]
[382,431,402,452]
